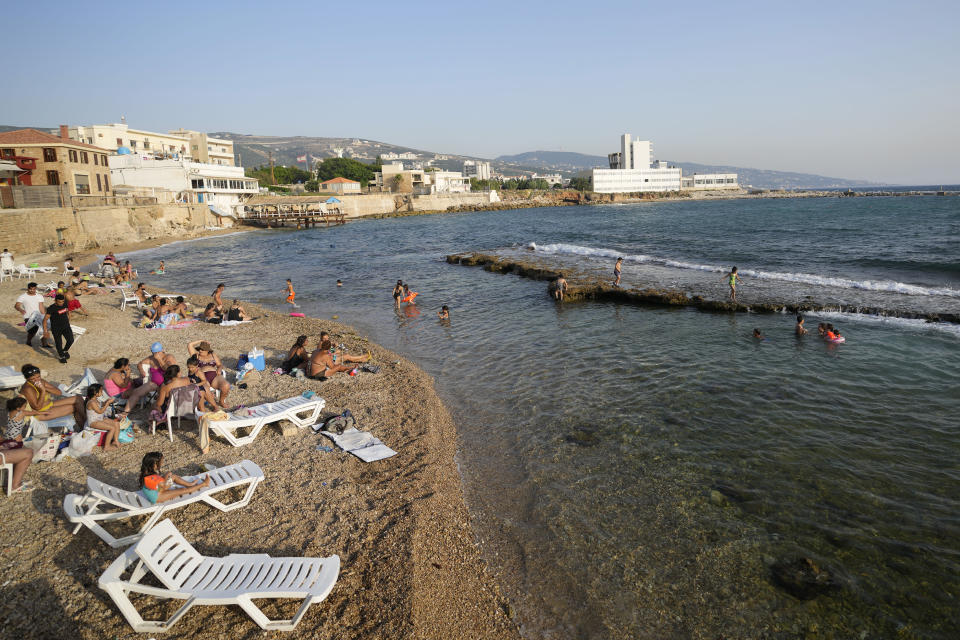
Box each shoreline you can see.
[0,278,519,639]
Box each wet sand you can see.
[0,276,518,639]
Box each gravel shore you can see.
[0,275,519,639]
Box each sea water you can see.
[131,196,959,639]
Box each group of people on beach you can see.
[281,332,371,380]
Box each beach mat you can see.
[322,427,397,462]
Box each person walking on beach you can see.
[43,293,74,363]
[15,282,51,349]
[723,266,743,301]
[284,279,296,308]
[212,283,225,313]
[613,257,623,287]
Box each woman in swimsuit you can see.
[18,364,86,426]
[84,384,124,451]
[282,335,310,373]
[202,303,222,324]
[136,342,177,400]
[393,280,403,308]
[151,365,217,424]
[184,357,224,412]
[187,340,230,408]
[104,357,155,408]
[212,283,225,313]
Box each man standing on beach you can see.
[15,282,50,348]
[43,293,73,363]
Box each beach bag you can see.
[319,409,355,435]
[67,429,101,457]
[28,434,62,462]
[117,426,135,444]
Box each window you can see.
[101,154,107,165]
[68,150,78,162]
[46,170,60,185]
[191,178,204,189]
[43,148,57,162]
[143,140,150,149]
[103,175,109,191]
[94,154,98,165]
[116,137,123,146]
[1,148,13,159]
[129,140,137,149]
[192,145,198,150]
[74,174,90,194]
[80,151,88,164]
[96,174,102,191]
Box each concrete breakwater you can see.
[446,252,960,325]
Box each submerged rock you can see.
[565,428,600,447]
[769,556,839,600]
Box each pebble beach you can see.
[0,272,519,639]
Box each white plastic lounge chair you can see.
[59,367,98,397]
[35,266,56,273]
[15,264,36,279]
[0,452,13,496]
[0,366,26,390]
[63,459,264,548]
[120,289,142,310]
[207,395,325,447]
[151,385,202,442]
[99,518,340,632]
[0,255,14,277]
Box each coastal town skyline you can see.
[7,1,959,184]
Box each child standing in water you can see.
[285,279,296,308]
[723,266,743,301]
[795,315,808,336]
[437,305,449,320]
[613,257,623,287]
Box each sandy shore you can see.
[0,276,519,639]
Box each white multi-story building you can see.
[380,151,418,161]
[108,154,258,213]
[68,123,236,166]
[531,173,563,186]
[463,160,491,180]
[593,135,681,193]
[681,174,739,190]
[431,170,470,194]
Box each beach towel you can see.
[146,318,198,330]
[219,320,252,327]
[321,427,397,463]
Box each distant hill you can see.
[0,125,881,188]
[496,150,880,189]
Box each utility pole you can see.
[269,151,276,185]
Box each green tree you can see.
[316,157,376,187]
[391,174,404,193]
[305,179,319,192]
[568,176,592,191]
[527,178,551,190]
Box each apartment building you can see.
[0,127,113,196]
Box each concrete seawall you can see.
[0,203,212,255]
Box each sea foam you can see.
[530,242,960,298]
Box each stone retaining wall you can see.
[0,203,210,255]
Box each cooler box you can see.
[247,348,265,371]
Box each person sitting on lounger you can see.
[104,357,155,408]
[18,364,86,427]
[138,451,209,504]
[307,339,371,380]
[84,384,126,451]
[187,341,230,407]
[1,398,34,493]
[185,356,225,412]
[138,342,177,397]
[134,283,148,304]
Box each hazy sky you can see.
[6,1,959,183]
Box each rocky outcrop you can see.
[445,253,960,324]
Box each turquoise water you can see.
[130,197,960,638]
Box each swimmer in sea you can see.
[285,279,296,308]
[393,280,404,308]
[752,328,766,340]
[437,305,449,320]
[795,315,808,336]
[817,322,826,337]
[150,260,165,275]
[336,279,343,287]
[723,266,743,301]
[613,257,623,287]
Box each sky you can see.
[5,0,959,184]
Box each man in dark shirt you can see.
[43,294,73,363]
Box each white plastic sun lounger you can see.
[99,518,340,632]
[63,460,264,548]
[208,395,325,447]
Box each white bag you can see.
[26,434,62,462]
[67,429,101,457]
